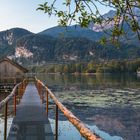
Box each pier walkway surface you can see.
[7,83,54,140]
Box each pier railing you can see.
[0,79,27,140]
[35,78,102,140]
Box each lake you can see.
[0,73,140,140]
[37,73,140,140]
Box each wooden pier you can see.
[7,83,54,140]
[0,78,102,140]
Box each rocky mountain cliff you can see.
[0,28,33,58]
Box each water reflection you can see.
[37,73,140,140]
[0,118,13,139]
[49,119,123,140]
[0,81,15,139]
[0,74,140,140]
[37,73,140,89]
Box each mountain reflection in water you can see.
[38,73,140,140]
[0,73,140,140]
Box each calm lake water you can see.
[0,73,140,140]
[37,73,140,140]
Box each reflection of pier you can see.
[0,77,101,140]
[0,83,14,94]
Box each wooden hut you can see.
[0,57,28,83]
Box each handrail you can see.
[0,83,21,109]
[0,79,27,140]
[0,79,27,109]
[36,78,102,140]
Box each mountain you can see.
[15,34,56,63]
[39,25,103,41]
[0,27,140,65]
[89,10,117,32]
[0,28,33,46]
[0,8,140,65]
[91,9,140,32]
[0,28,33,58]
[39,9,140,45]
[102,10,117,19]
[8,33,140,65]
[133,7,140,22]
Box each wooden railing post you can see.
[14,90,17,116]
[20,82,23,98]
[38,83,41,94]
[55,105,58,140]
[4,102,8,140]
[46,90,49,117]
[18,85,21,103]
[38,83,44,103]
[42,88,45,103]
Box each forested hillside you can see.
[0,9,140,65]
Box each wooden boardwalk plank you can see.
[7,83,54,140]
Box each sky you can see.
[0,0,113,33]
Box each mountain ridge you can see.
[0,9,139,64]
[39,25,104,41]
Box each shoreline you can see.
[35,72,137,75]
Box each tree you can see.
[38,0,140,43]
[63,65,69,73]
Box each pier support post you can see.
[46,90,49,117]
[55,105,58,140]
[4,102,8,140]
[14,91,17,116]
